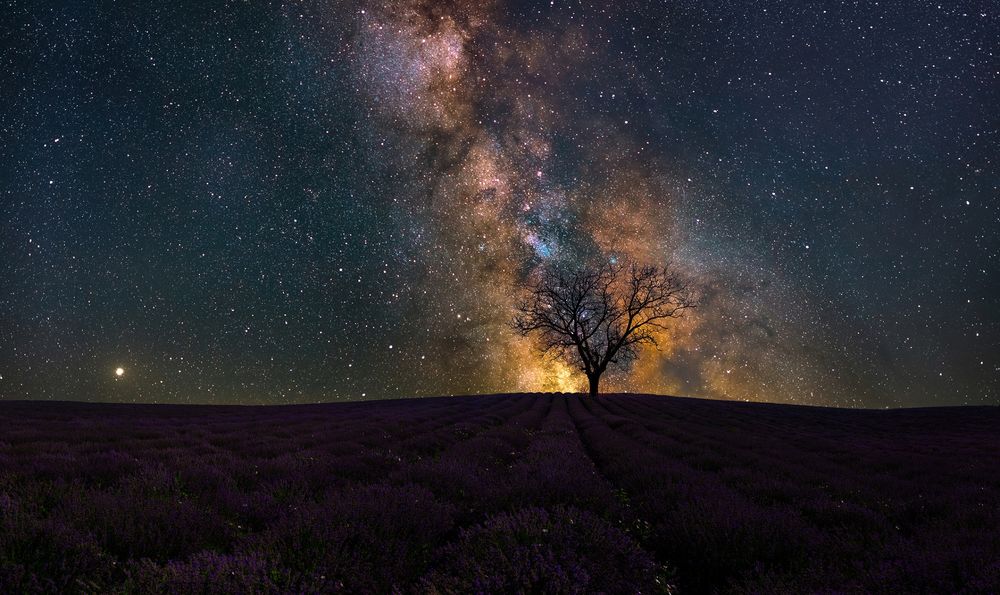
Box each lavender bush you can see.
[0,395,997,593]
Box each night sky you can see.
[2,1,997,407]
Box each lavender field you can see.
[1,394,998,593]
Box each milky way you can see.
[2,1,997,406]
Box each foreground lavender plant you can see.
[1,395,997,593]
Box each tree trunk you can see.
[587,373,600,398]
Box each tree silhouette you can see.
[513,257,696,397]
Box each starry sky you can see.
[2,0,997,407]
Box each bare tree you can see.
[512,257,696,397]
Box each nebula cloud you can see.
[348,0,778,397]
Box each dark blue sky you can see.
[2,0,997,406]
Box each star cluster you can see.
[2,0,997,406]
